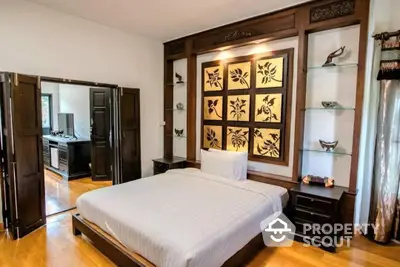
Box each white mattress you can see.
[77,168,288,267]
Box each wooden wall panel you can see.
[164,0,369,212]
[349,0,370,193]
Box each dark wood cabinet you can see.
[289,183,346,252]
[43,135,91,180]
[152,157,186,175]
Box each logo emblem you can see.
[260,212,295,247]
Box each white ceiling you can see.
[26,0,311,42]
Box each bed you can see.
[73,168,288,267]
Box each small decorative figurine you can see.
[176,102,184,110]
[322,46,346,67]
[175,128,184,137]
[302,175,335,188]
[175,72,184,84]
[319,140,339,152]
[321,101,338,109]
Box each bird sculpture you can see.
[323,46,346,67]
[175,72,184,84]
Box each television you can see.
[58,113,74,137]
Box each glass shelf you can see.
[303,107,355,111]
[165,108,186,111]
[301,149,352,156]
[308,63,358,70]
[165,82,186,86]
[166,135,187,139]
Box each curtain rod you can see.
[373,30,400,40]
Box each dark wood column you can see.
[292,8,309,182]
[186,39,197,162]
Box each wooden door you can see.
[0,73,45,239]
[0,74,11,229]
[90,88,112,181]
[120,88,141,183]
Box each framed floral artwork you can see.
[255,94,282,123]
[228,62,251,90]
[227,95,250,121]
[227,127,249,152]
[204,65,224,91]
[256,57,284,88]
[203,125,222,149]
[201,48,293,165]
[253,128,281,158]
[204,96,223,120]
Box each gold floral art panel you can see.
[203,125,222,149]
[227,127,249,152]
[253,128,281,158]
[228,62,251,90]
[256,57,284,88]
[255,94,282,123]
[204,65,224,91]
[227,95,250,121]
[204,96,223,120]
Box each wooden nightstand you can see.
[289,183,347,252]
[152,157,186,175]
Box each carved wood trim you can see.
[310,0,356,23]
[214,30,263,45]
[165,40,185,57]
[193,13,296,52]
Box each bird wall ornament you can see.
[175,128,184,137]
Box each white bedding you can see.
[76,168,288,267]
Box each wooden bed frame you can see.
[72,213,265,267]
[71,159,296,267]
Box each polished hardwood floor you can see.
[45,170,112,216]
[0,210,399,267]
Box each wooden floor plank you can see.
[45,170,112,216]
[0,210,399,267]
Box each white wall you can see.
[58,84,90,139]
[0,0,163,223]
[41,82,60,130]
[194,37,299,178]
[0,0,164,179]
[355,0,400,225]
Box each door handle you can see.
[90,124,95,141]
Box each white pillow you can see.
[208,148,248,180]
[201,149,247,180]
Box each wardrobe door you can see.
[1,73,45,239]
[120,88,141,183]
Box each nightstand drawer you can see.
[153,162,169,173]
[295,195,334,215]
[294,207,332,224]
[293,218,332,237]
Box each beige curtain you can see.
[369,37,400,243]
